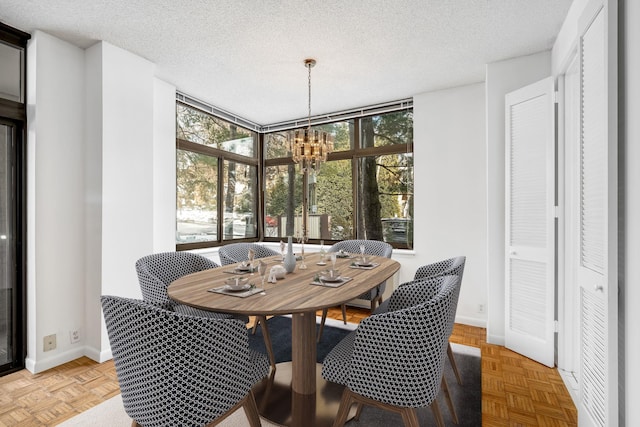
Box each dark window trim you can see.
[176,97,413,251]
[176,109,261,251]
[177,138,259,166]
[262,110,414,249]
[0,21,29,376]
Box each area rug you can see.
[58,318,480,427]
[248,315,356,363]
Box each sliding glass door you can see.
[0,120,22,374]
[0,23,29,376]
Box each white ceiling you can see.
[0,0,573,125]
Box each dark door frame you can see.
[0,21,30,376]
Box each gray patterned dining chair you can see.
[218,242,279,266]
[321,275,459,427]
[135,251,277,370]
[217,243,280,369]
[318,239,393,342]
[135,251,242,320]
[413,256,466,386]
[101,295,269,427]
[380,274,463,423]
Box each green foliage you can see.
[178,103,414,247]
[316,160,353,238]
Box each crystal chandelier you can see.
[289,59,333,173]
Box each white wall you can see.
[26,31,87,373]
[485,51,552,345]
[622,0,639,423]
[85,41,158,362]
[153,79,177,252]
[26,34,176,372]
[412,82,487,327]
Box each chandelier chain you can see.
[308,62,312,129]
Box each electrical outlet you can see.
[70,329,81,344]
[43,334,57,351]
[478,304,485,313]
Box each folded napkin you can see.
[208,286,264,298]
[349,262,380,270]
[310,276,353,288]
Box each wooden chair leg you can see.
[430,399,445,427]
[259,315,276,370]
[209,391,261,427]
[441,376,459,424]
[332,388,355,427]
[399,407,420,427]
[340,304,347,324]
[354,403,364,420]
[258,369,276,413]
[447,341,463,385]
[317,308,328,343]
[242,391,262,427]
[370,291,382,312]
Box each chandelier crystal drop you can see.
[288,59,334,173]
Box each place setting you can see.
[223,261,257,274]
[311,268,352,288]
[224,249,259,274]
[349,245,380,270]
[350,256,379,270]
[208,276,264,297]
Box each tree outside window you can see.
[264,110,413,249]
[176,103,258,249]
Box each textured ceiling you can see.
[0,0,573,125]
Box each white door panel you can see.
[576,1,618,426]
[505,77,556,368]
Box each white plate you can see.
[355,262,373,267]
[225,284,251,292]
[319,275,343,283]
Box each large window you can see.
[264,110,413,248]
[176,103,259,249]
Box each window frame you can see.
[263,109,414,249]
[0,21,29,376]
[175,98,413,251]
[175,102,262,251]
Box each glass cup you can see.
[258,261,267,287]
[248,249,255,274]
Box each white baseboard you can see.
[486,333,505,346]
[454,315,486,328]
[83,345,112,363]
[25,347,86,374]
[557,368,579,406]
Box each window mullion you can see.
[353,119,360,239]
[217,155,224,243]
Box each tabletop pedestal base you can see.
[253,362,356,427]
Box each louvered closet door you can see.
[504,77,555,368]
[577,1,617,426]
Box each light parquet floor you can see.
[0,306,577,426]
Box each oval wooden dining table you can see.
[168,251,400,427]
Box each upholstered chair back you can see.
[101,295,269,427]
[218,243,279,266]
[135,251,219,305]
